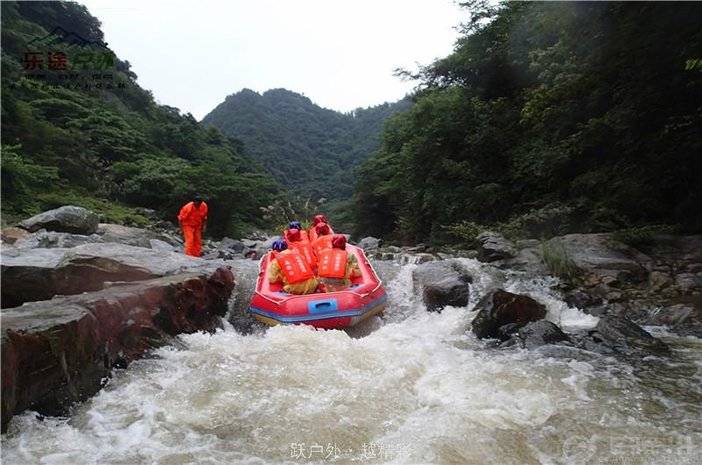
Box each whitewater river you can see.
[2,258,701,464]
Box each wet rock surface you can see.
[515,320,569,349]
[1,243,229,308]
[358,237,382,251]
[550,234,702,336]
[19,206,99,235]
[477,231,516,262]
[590,315,669,354]
[96,223,178,248]
[412,260,472,312]
[471,289,547,339]
[1,268,235,432]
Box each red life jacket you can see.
[312,234,334,256]
[317,248,348,279]
[288,240,317,268]
[275,250,314,284]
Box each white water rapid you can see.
[2,258,701,464]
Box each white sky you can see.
[80,0,465,119]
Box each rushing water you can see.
[3,258,701,465]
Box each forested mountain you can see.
[355,1,702,243]
[202,89,411,200]
[1,1,278,237]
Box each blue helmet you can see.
[288,221,302,230]
[272,238,288,252]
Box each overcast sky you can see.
[80,0,465,119]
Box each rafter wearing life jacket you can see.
[285,228,317,268]
[308,215,334,242]
[311,224,334,256]
[283,221,309,244]
[267,239,318,295]
[317,235,362,293]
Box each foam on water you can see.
[2,258,700,464]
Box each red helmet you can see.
[312,214,328,226]
[331,234,347,249]
[287,228,301,241]
[315,223,330,235]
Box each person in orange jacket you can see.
[308,214,334,242]
[285,227,317,270]
[177,194,208,257]
[267,239,319,295]
[317,235,361,292]
[310,223,334,256]
[283,221,309,243]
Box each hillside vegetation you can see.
[354,1,701,244]
[202,88,410,200]
[1,1,279,237]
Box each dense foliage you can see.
[354,1,702,244]
[202,88,411,200]
[1,1,278,237]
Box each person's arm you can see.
[348,254,362,278]
[201,203,208,232]
[268,260,283,284]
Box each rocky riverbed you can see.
[2,206,701,463]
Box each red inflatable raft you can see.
[248,244,387,329]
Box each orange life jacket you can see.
[317,248,349,279]
[312,234,334,256]
[288,240,317,268]
[308,224,334,242]
[275,250,314,284]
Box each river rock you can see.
[148,238,175,252]
[551,234,650,284]
[96,223,178,248]
[13,230,102,249]
[1,267,234,432]
[412,260,472,312]
[471,289,547,339]
[516,320,569,349]
[590,315,668,354]
[358,237,382,251]
[220,237,246,253]
[1,243,229,308]
[477,231,516,262]
[1,227,30,244]
[19,206,99,235]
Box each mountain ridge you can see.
[202,88,411,200]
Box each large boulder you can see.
[13,230,102,249]
[412,260,472,312]
[96,223,178,248]
[550,234,650,283]
[1,243,228,308]
[358,237,382,251]
[1,267,234,432]
[471,289,547,339]
[590,315,669,354]
[477,231,516,262]
[19,206,99,235]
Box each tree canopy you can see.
[354,1,702,243]
[1,1,279,237]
